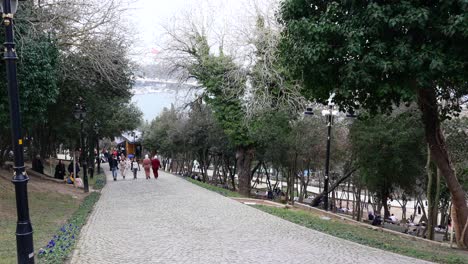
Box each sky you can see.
[124,0,277,120]
[125,0,276,64]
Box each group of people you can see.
[53,159,83,187]
[108,154,161,181]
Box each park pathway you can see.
[70,165,430,264]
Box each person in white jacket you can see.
[119,154,129,179]
[130,157,140,179]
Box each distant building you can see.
[115,130,142,158]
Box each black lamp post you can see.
[1,1,34,263]
[321,103,338,211]
[74,97,89,193]
[304,98,339,211]
[93,122,100,174]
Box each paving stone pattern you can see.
[71,166,431,264]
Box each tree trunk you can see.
[418,87,468,248]
[382,195,390,219]
[310,168,357,207]
[427,145,441,241]
[236,146,254,196]
[356,185,362,221]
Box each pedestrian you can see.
[54,160,66,180]
[143,154,151,179]
[32,155,44,174]
[109,154,119,181]
[151,155,160,179]
[120,154,128,179]
[130,157,140,179]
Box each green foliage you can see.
[444,117,468,191]
[254,205,467,264]
[279,0,468,115]
[143,105,183,156]
[350,110,426,197]
[0,19,59,131]
[186,34,251,147]
[250,110,293,165]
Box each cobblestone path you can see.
[70,166,430,264]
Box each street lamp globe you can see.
[73,100,87,120]
[304,107,314,116]
[0,0,22,14]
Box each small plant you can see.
[38,223,79,263]
[38,191,102,263]
[93,174,106,190]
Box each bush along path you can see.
[37,173,106,264]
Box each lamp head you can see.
[345,108,358,118]
[304,107,314,116]
[73,98,86,120]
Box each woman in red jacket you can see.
[151,155,161,179]
[142,154,152,180]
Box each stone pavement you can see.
[70,165,431,264]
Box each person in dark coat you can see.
[54,160,66,179]
[151,155,161,179]
[32,155,44,174]
[109,154,119,181]
[68,161,80,177]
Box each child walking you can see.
[130,157,140,179]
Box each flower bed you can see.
[37,191,101,263]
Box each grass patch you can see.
[37,192,101,263]
[186,177,244,197]
[253,205,468,264]
[0,172,106,264]
[0,189,81,264]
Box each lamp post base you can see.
[12,174,34,264]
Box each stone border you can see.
[292,202,454,248]
[233,196,452,248]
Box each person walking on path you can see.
[130,157,140,179]
[120,154,128,179]
[109,154,119,181]
[151,155,161,179]
[142,154,152,179]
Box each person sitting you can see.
[74,175,84,188]
[372,215,382,226]
[32,155,44,174]
[389,214,399,224]
[68,161,80,177]
[368,212,375,221]
[65,173,74,184]
[54,160,66,180]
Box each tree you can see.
[0,5,60,161]
[350,111,426,218]
[279,0,468,247]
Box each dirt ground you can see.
[0,168,87,203]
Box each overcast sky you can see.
[125,0,276,65]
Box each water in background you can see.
[132,89,195,122]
